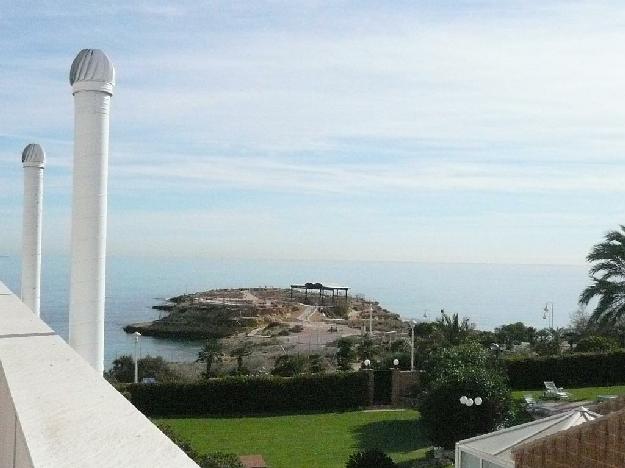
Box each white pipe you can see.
[133,332,141,384]
[21,144,45,316]
[68,49,115,373]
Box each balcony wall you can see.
[0,281,198,468]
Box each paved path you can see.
[297,305,317,322]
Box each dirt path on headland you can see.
[241,289,262,304]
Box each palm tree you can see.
[230,342,253,374]
[196,338,223,378]
[579,226,625,326]
[435,310,474,346]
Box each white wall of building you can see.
[0,282,198,468]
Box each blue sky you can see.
[2,0,625,264]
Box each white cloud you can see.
[111,153,625,195]
[3,1,625,262]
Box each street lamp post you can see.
[543,302,554,329]
[410,320,416,371]
[385,330,396,349]
[133,331,141,384]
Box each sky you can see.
[2,0,625,264]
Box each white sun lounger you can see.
[544,381,571,400]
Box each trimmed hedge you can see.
[123,372,369,416]
[505,350,625,389]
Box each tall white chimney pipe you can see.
[21,143,45,316]
[68,49,115,373]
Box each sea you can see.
[0,255,591,369]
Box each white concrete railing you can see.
[0,282,198,468]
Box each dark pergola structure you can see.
[290,282,349,304]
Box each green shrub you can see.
[308,354,328,373]
[105,355,178,383]
[157,424,199,460]
[336,338,357,371]
[379,352,411,370]
[503,399,533,427]
[197,453,244,468]
[505,350,625,389]
[575,336,619,353]
[158,424,242,467]
[271,354,308,376]
[331,302,350,319]
[271,354,328,376]
[345,449,396,468]
[421,342,502,388]
[419,343,511,449]
[125,372,369,416]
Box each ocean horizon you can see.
[0,255,591,368]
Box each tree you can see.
[332,301,350,319]
[271,354,307,377]
[580,226,625,326]
[389,338,409,354]
[435,310,474,346]
[345,449,396,468]
[575,335,619,353]
[307,354,327,374]
[356,334,377,362]
[380,351,411,370]
[139,355,178,382]
[495,322,536,348]
[104,354,176,383]
[419,343,511,448]
[197,339,223,378]
[412,321,437,338]
[105,355,134,383]
[336,337,357,371]
[230,343,252,375]
[569,307,591,335]
[532,328,564,356]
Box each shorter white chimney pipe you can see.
[21,143,45,316]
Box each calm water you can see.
[0,256,590,368]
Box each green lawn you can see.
[156,410,428,468]
[512,385,625,402]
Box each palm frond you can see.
[581,225,625,325]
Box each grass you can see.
[512,385,625,402]
[156,409,429,468]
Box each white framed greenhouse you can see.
[455,407,599,468]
